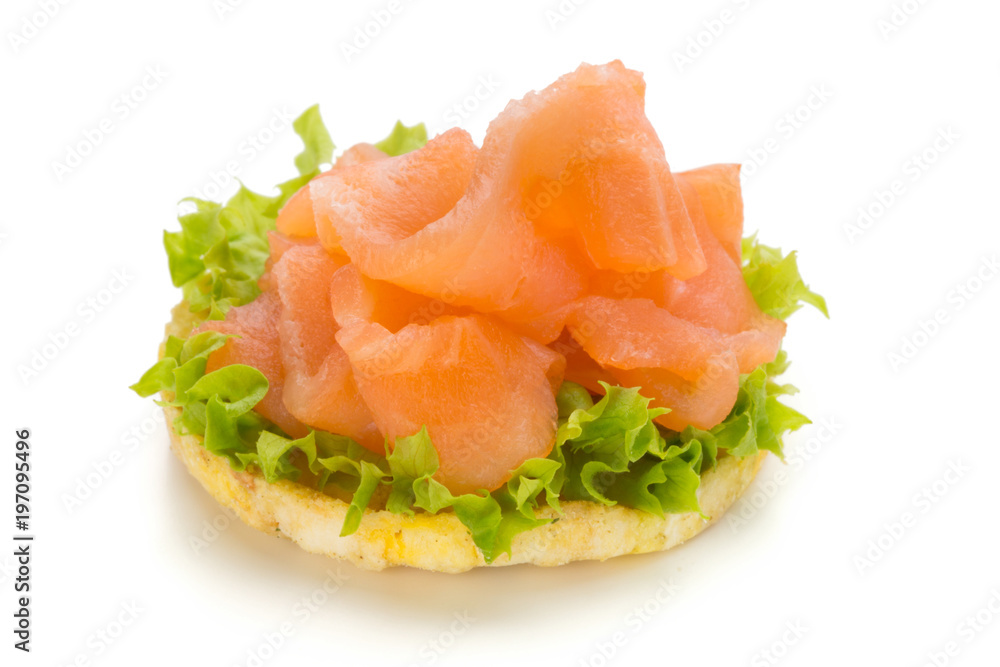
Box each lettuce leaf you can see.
[742,234,829,320]
[162,111,427,319]
[248,430,385,535]
[374,121,428,156]
[667,351,810,467]
[135,107,825,564]
[553,383,694,512]
[388,428,556,562]
[292,104,335,174]
[164,107,335,319]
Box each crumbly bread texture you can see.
[163,303,766,573]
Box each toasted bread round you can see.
[163,303,765,573]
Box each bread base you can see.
[162,303,766,573]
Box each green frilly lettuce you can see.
[133,107,826,563]
[164,104,333,319]
[742,234,829,320]
[373,121,428,157]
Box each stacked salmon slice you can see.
[196,61,785,494]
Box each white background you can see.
[2,0,999,665]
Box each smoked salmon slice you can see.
[564,296,741,431]
[329,264,468,332]
[257,231,319,292]
[612,362,740,433]
[271,244,382,451]
[499,61,705,278]
[663,176,785,372]
[336,314,564,494]
[677,164,743,264]
[560,173,782,430]
[275,142,388,239]
[330,264,563,493]
[314,127,587,343]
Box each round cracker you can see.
[162,303,765,573]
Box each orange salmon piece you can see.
[663,177,785,372]
[275,142,388,239]
[332,276,564,493]
[272,244,381,451]
[677,164,743,264]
